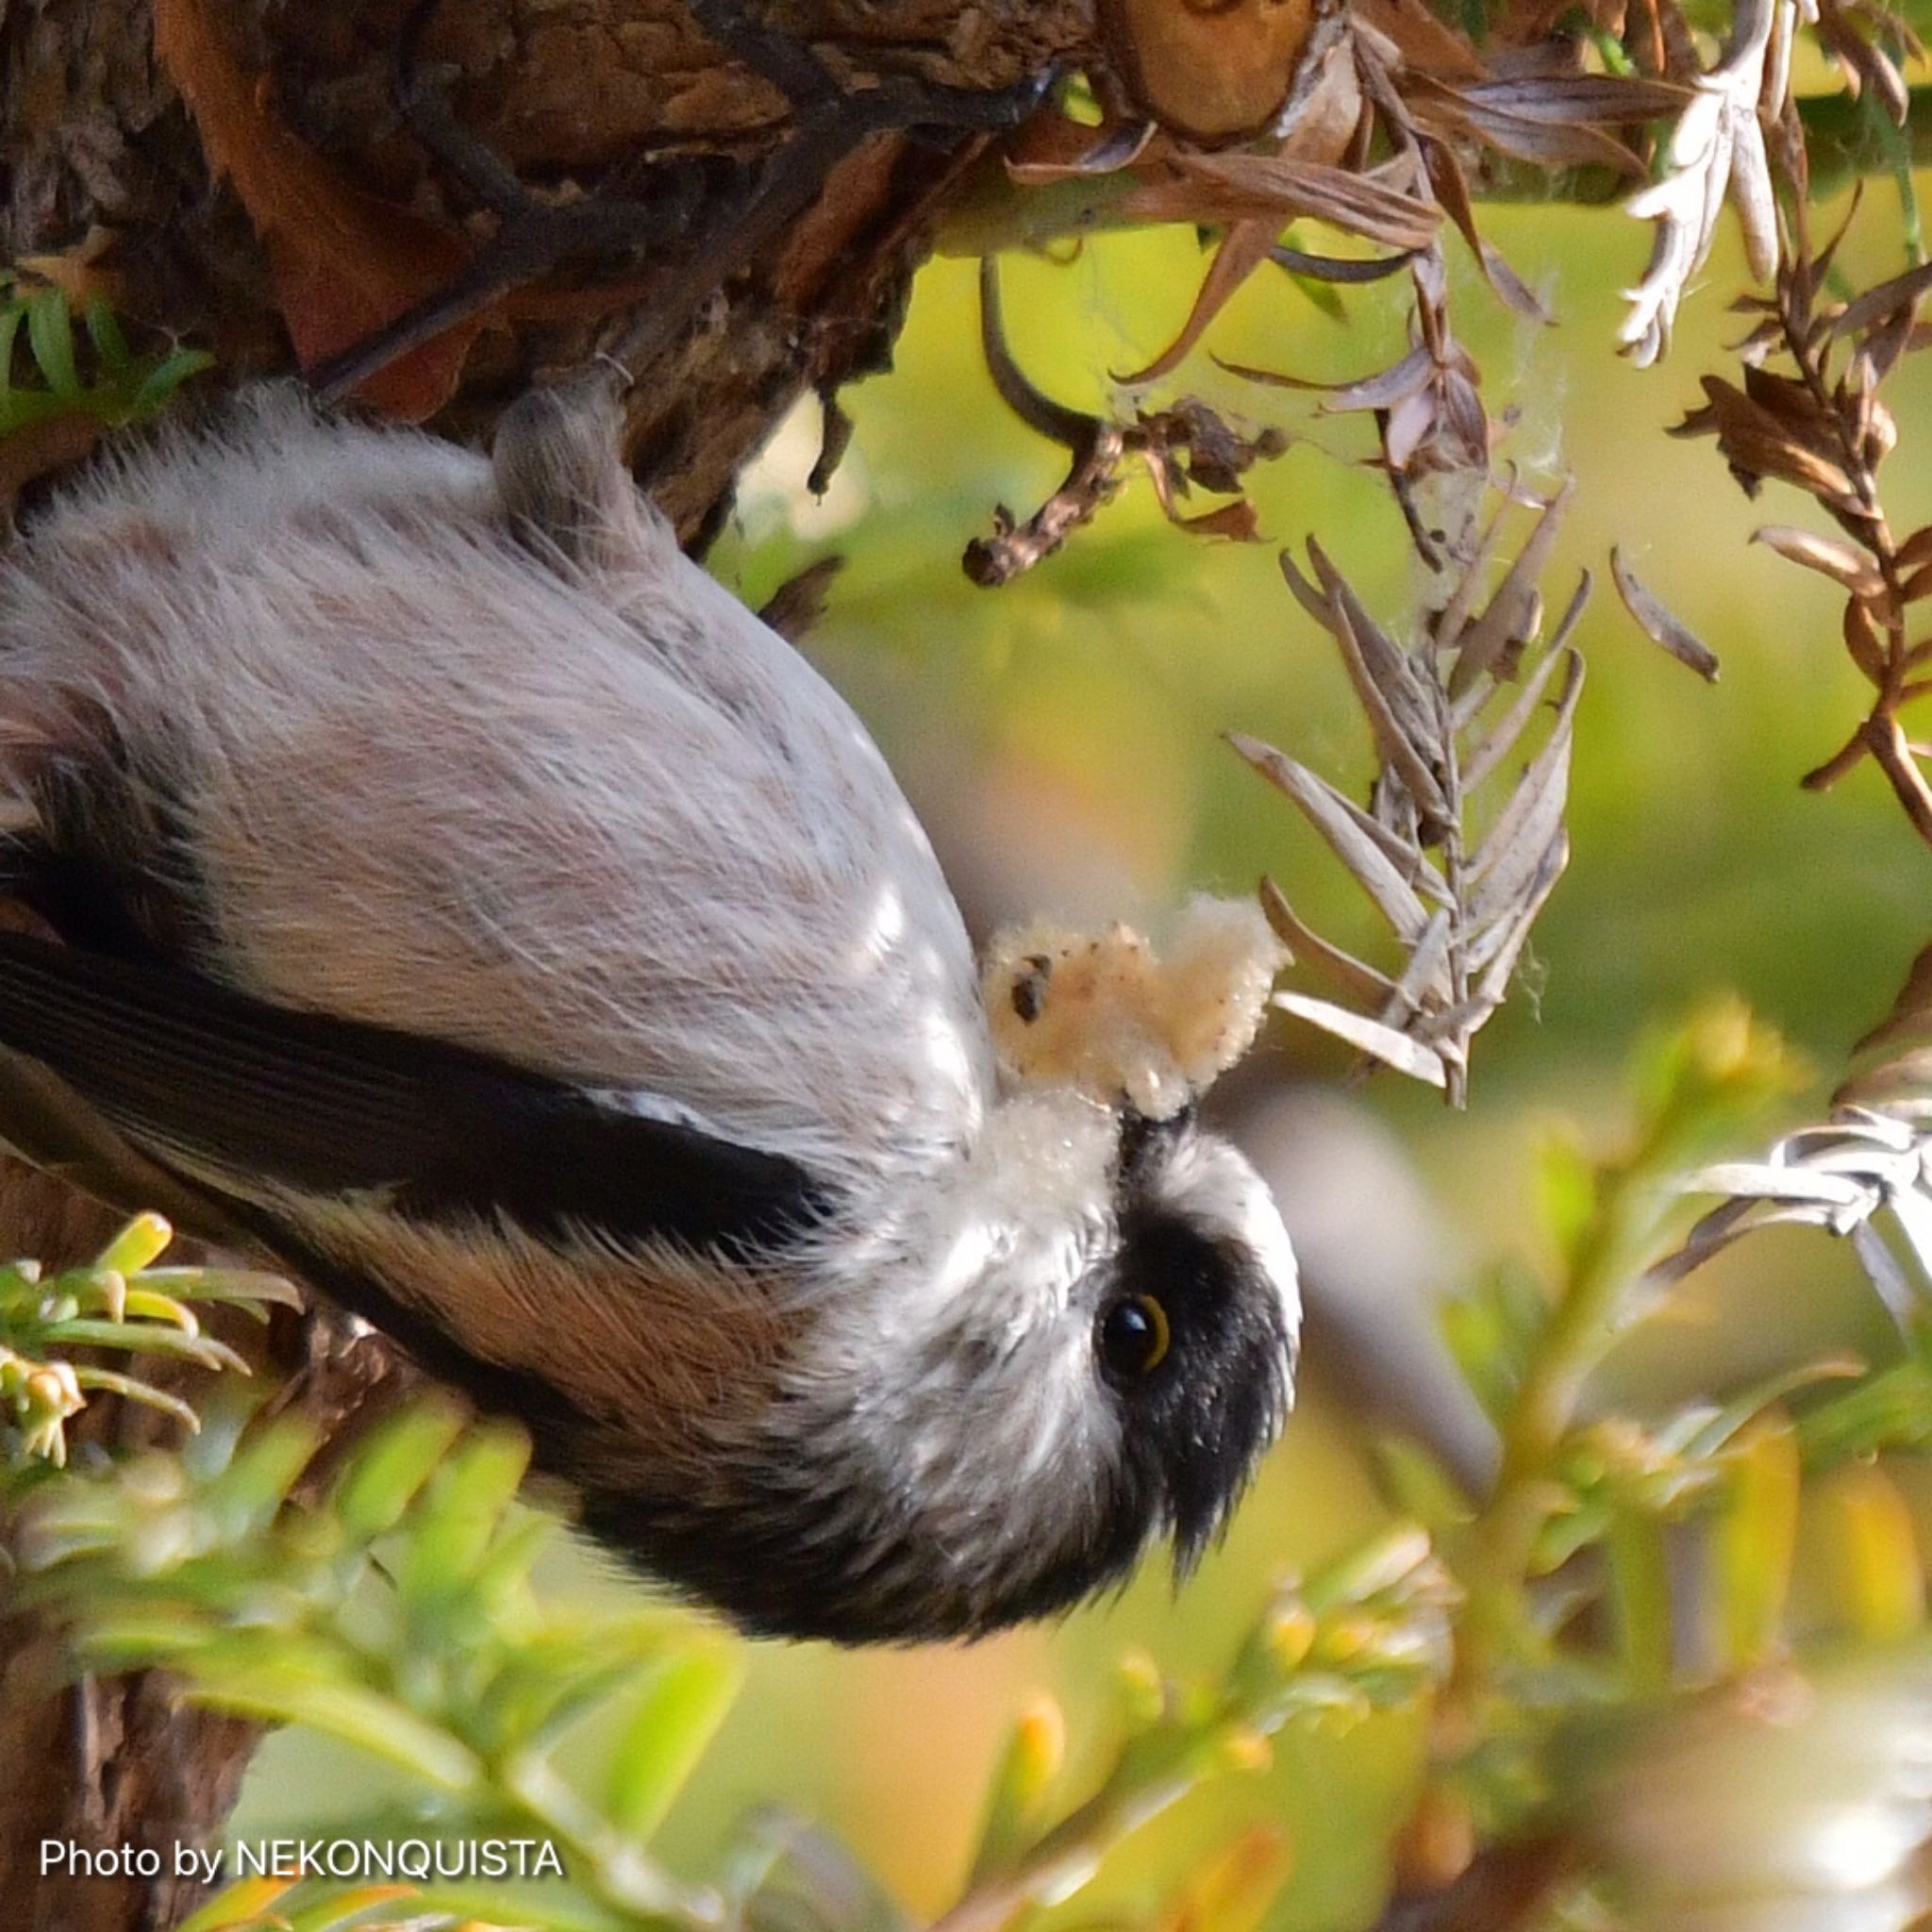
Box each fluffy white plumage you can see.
[0,384,1301,1641]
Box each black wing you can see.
[0,928,832,1255]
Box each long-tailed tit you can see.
[0,384,1298,1641]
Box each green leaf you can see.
[0,301,25,415]
[1676,1356,1862,1461]
[128,345,215,415]
[1371,1438,1474,1534]
[135,1265,302,1307]
[394,1425,530,1607]
[1441,1262,1549,1424]
[330,1883,636,1932]
[605,1644,744,1840]
[1811,1465,1926,1642]
[968,1693,1066,1883]
[1631,1000,1807,1175]
[333,1398,470,1542]
[34,1318,245,1371]
[186,1665,485,1790]
[201,1416,321,1540]
[68,1367,201,1432]
[25,289,81,401]
[1606,1510,1672,1691]
[82,296,135,378]
[1800,1353,1932,1466]
[1708,1419,1801,1669]
[478,1642,656,1759]
[92,1211,176,1276]
[1536,1133,1597,1267]
[172,1873,298,1932]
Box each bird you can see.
[0,380,1300,1642]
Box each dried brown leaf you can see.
[1433,495,1512,657]
[1610,547,1722,679]
[1848,941,1932,1067]
[1460,73,1690,122]
[1349,0,1488,80]
[1224,342,1435,412]
[1004,116,1160,182]
[1815,0,1921,125]
[1831,260,1932,341]
[1419,140,1551,324]
[1303,541,1453,823]
[1230,733,1432,939]
[1271,244,1419,285]
[1257,876,1396,1004]
[1468,651,1583,924]
[1404,74,1658,174]
[1338,345,1452,419]
[1382,908,1457,1016]
[1116,220,1280,386]
[1124,153,1442,250]
[979,258,1096,447]
[1620,0,1784,365]
[1752,524,1885,597]
[1461,630,1586,791]
[758,556,846,642]
[1842,599,1890,683]
[1250,472,1584,1104]
[1277,547,1341,629]
[1448,481,1574,697]
[1275,22,1369,165]
[1169,498,1265,541]
[1672,375,1857,507]
[1273,991,1451,1086]
[1471,826,1568,995]
[1655,934,1932,1312]
[1870,712,1932,844]
[1417,367,1491,476]
[154,0,476,418]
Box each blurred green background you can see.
[234,183,1932,1930]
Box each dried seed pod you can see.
[1098,0,1320,141]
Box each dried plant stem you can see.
[1817,715,1932,842]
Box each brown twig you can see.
[963,258,1282,585]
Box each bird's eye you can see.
[1099,1292,1172,1378]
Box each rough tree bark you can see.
[0,2,1095,1925]
[3,0,1092,535]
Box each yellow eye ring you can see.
[1099,1291,1172,1378]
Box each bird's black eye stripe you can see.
[1097,1204,1251,1389]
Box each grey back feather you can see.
[0,386,991,1190]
